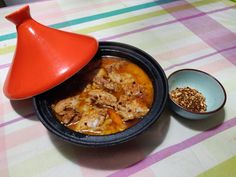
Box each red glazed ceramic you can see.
[4,5,98,100]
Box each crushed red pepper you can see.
[170,87,207,112]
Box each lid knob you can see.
[6,5,31,26]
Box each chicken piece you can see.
[97,67,107,77]
[88,89,117,108]
[75,108,107,132]
[83,83,93,92]
[103,60,125,73]
[53,96,79,115]
[52,96,81,125]
[93,68,120,91]
[108,71,135,84]
[60,108,81,125]
[116,95,149,121]
[123,81,145,98]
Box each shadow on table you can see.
[10,98,38,121]
[170,108,225,131]
[48,108,171,170]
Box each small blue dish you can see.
[168,69,226,120]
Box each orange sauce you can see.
[52,57,154,135]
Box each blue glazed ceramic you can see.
[168,69,226,120]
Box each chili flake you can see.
[170,87,207,112]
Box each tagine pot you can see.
[3,6,169,147]
[4,5,98,100]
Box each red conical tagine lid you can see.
[4,6,98,100]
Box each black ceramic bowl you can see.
[33,41,168,147]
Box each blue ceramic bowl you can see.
[168,69,226,120]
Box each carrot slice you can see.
[108,109,123,126]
